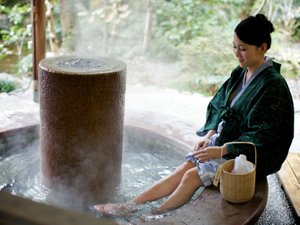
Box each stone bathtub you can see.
[0,123,269,225]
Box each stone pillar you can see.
[39,56,126,203]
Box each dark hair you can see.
[234,14,274,50]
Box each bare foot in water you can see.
[93,202,138,217]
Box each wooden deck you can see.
[278,152,300,218]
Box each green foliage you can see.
[0,3,31,60]
[0,43,12,61]
[153,0,210,46]
[17,53,32,76]
[146,36,179,62]
[169,27,236,93]
[152,0,240,46]
[0,0,29,7]
[0,3,31,76]
[0,79,18,93]
[150,0,300,94]
[150,0,242,93]
[1,0,299,96]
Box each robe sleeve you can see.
[196,66,243,136]
[196,80,228,136]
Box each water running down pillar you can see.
[39,56,126,203]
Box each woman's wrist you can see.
[205,130,216,139]
[221,145,229,156]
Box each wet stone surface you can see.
[39,56,126,74]
[57,58,115,72]
[258,175,298,225]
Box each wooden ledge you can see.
[138,178,268,225]
[0,192,116,225]
[278,152,300,218]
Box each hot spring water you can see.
[0,126,191,219]
[0,56,202,224]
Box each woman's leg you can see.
[132,161,195,204]
[155,167,203,213]
[94,161,195,214]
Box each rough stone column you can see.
[39,56,126,203]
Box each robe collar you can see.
[224,58,281,111]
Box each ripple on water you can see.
[0,139,185,219]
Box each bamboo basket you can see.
[214,142,256,203]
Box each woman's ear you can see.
[259,43,268,53]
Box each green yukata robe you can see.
[197,62,294,180]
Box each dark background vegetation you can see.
[0,0,299,94]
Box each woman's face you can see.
[233,32,266,71]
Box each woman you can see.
[94,14,294,215]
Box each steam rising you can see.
[70,1,139,58]
[1,0,184,217]
[0,125,185,214]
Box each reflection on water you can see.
[0,135,185,221]
[0,140,49,202]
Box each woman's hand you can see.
[193,137,210,151]
[193,129,216,151]
[192,146,228,162]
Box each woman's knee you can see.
[172,161,195,176]
[181,168,202,186]
[165,162,195,185]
